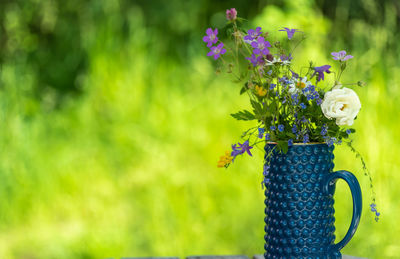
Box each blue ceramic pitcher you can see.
[263,143,362,259]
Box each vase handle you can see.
[322,170,362,255]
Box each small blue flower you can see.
[261,177,270,189]
[258,128,265,139]
[370,203,381,222]
[321,125,328,136]
[288,139,293,146]
[269,83,276,90]
[301,117,309,124]
[346,129,351,135]
[303,134,309,144]
[263,164,270,176]
[300,103,306,109]
[278,124,284,132]
[292,125,297,134]
[265,133,270,141]
[270,125,276,131]
[316,98,322,105]
[291,94,299,105]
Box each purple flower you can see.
[313,65,332,82]
[346,129,352,135]
[244,27,262,42]
[288,139,293,146]
[269,84,276,90]
[331,50,353,61]
[279,27,300,40]
[278,124,284,132]
[226,8,237,21]
[280,54,292,61]
[238,140,253,156]
[265,133,270,141]
[231,140,253,157]
[251,37,271,55]
[203,28,218,47]
[246,54,263,67]
[207,43,226,60]
[289,69,299,79]
[270,125,276,131]
[300,103,306,109]
[292,125,297,134]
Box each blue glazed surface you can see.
[263,143,362,259]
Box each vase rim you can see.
[266,141,326,146]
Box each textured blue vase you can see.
[263,143,362,259]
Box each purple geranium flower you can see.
[331,50,353,61]
[203,28,218,47]
[226,8,237,21]
[280,54,292,61]
[207,43,226,60]
[231,140,253,158]
[251,37,271,55]
[279,27,300,40]
[246,54,264,66]
[244,27,262,42]
[313,65,331,82]
[239,140,253,156]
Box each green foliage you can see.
[231,110,256,121]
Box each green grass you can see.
[0,2,399,259]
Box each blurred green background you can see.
[0,0,399,258]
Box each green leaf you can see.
[250,100,263,115]
[240,84,248,95]
[230,110,256,121]
[277,140,289,154]
[262,102,271,117]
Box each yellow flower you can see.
[296,81,306,89]
[217,151,233,168]
[255,85,267,97]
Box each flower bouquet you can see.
[203,8,379,258]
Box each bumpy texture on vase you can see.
[263,143,362,259]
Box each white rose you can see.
[321,87,361,126]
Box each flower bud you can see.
[226,8,237,21]
[357,81,366,87]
